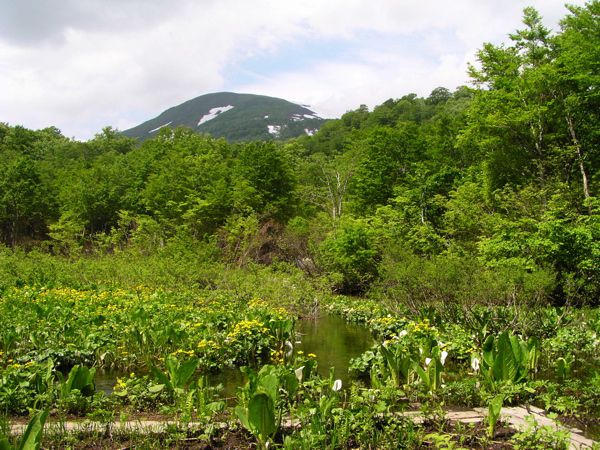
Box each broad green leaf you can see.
[174,357,199,388]
[493,332,517,382]
[18,409,48,450]
[258,373,279,404]
[150,366,173,392]
[67,366,95,396]
[482,335,495,368]
[235,405,251,431]
[487,395,503,437]
[248,393,276,441]
[166,357,178,382]
[415,365,429,389]
[282,372,298,397]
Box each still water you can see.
[95,314,372,398]
[295,314,373,383]
[209,314,373,398]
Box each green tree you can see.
[554,1,600,201]
[233,141,296,221]
[318,218,380,294]
[348,125,421,213]
[466,7,557,194]
[0,154,51,245]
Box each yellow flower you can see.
[308,353,317,358]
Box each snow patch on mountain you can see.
[197,105,234,126]
[267,125,281,136]
[148,121,173,133]
[304,128,316,136]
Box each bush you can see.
[318,219,380,294]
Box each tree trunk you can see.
[565,114,591,203]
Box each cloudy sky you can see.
[0,0,586,140]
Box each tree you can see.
[140,129,232,236]
[348,126,421,213]
[466,8,557,195]
[298,151,356,221]
[0,155,51,245]
[318,218,381,294]
[233,141,297,221]
[554,1,600,201]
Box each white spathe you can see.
[441,351,448,365]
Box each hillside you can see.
[122,92,326,141]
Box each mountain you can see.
[122,92,326,142]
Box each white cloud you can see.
[0,0,587,139]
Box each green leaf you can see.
[166,357,179,382]
[150,366,173,392]
[18,410,48,450]
[148,384,165,393]
[281,372,298,397]
[415,365,430,389]
[482,334,495,368]
[235,405,251,431]
[258,373,279,404]
[72,366,96,396]
[493,332,517,382]
[174,357,199,388]
[248,393,276,442]
[488,395,503,437]
[0,437,14,450]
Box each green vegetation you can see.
[1,3,599,448]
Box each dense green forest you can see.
[1,4,598,306]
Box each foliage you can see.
[481,331,539,385]
[0,4,599,447]
[0,409,48,450]
[487,394,504,437]
[510,414,571,449]
[318,218,380,294]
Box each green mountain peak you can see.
[122,91,326,142]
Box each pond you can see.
[295,313,373,384]
[95,314,373,398]
[210,314,373,399]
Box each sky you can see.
[0,0,587,140]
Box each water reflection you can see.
[296,314,373,385]
[92,315,372,398]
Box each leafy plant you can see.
[510,414,571,449]
[378,340,415,388]
[0,410,48,450]
[56,365,96,414]
[555,356,573,382]
[414,346,446,395]
[481,331,539,385]
[235,365,299,449]
[150,355,199,395]
[60,365,96,398]
[487,394,504,438]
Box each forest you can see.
[0,4,599,449]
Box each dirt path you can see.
[8,406,596,449]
